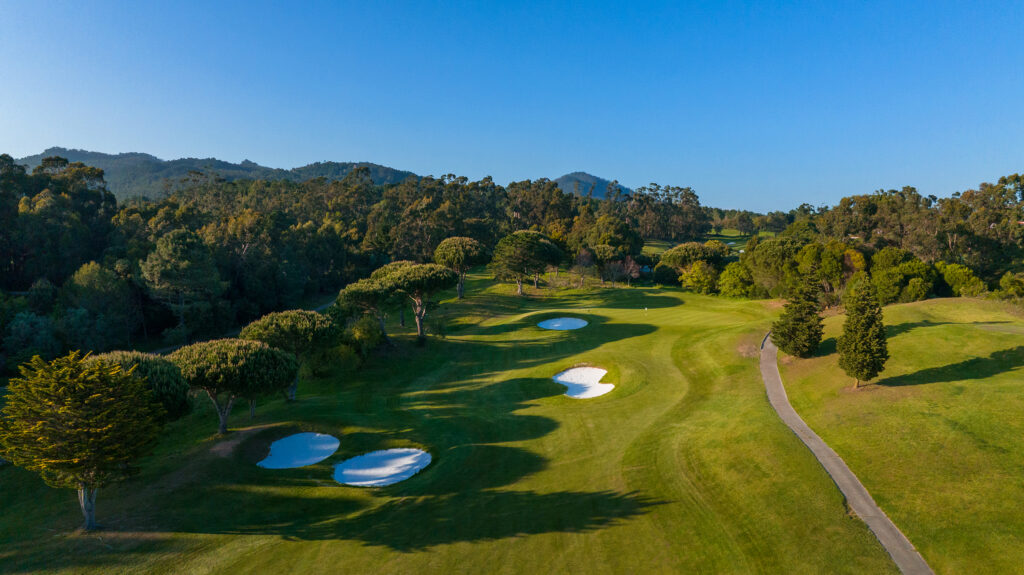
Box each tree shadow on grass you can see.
[0,532,191,575]
[814,337,837,357]
[204,487,662,551]
[885,320,1011,338]
[876,345,1024,387]
[467,313,658,342]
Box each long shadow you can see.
[885,320,1011,338]
[203,487,662,551]
[876,345,1024,387]
[2,308,664,567]
[0,534,190,574]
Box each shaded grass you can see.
[0,278,895,574]
[780,298,1024,574]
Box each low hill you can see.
[554,171,631,199]
[16,147,417,200]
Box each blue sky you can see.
[1,1,1022,211]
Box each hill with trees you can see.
[15,147,417,200]
[554,171,631,199]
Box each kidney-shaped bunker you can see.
[333,448,432,487]
[257,432,340,469]
[538,317,588,330]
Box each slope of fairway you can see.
[780,298,1024,575]
[0,278,896,574]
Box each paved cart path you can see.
[759,334,933,575]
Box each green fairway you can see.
[780,298,1024,574]
[0,279,897,574]
[641,239,674,256]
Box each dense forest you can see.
[1,152,1022,374]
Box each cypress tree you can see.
[771,271,824,358]
[0,352,163,530]
[838,280,889,388]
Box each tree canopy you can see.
[170,338,297,433]
[490,231,563,295]
[838,281,889,388]
[373,262,457,342]
[772,271,824,358]
[240,310,339,399]
[88,351,191,421]
[434,236,490,298]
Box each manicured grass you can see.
[780,298,1024,574]
[641,239,674,255]
[0,278,896,574]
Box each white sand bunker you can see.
[538,317,588,330]
[553,367,615,399]
[257,432,340,469]
[333,448,432,487]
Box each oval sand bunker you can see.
[553,367,615,399]
[334,448,432,487]
[538,317,588,330]
[257,432,340,469]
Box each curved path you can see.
[759,334,933,575]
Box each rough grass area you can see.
[0,276,896,574]
[780,298,1024,575]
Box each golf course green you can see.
[780,298,1024,574]
[2,277,907,573]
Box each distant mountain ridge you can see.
[554,171,631,199]
[15,147,417,200]
[15,148,630,202]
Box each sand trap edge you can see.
[257,432,341,469]
[333,448,432,487]
[537,317,589,330]
[553,366,615,399]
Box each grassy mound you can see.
[780,298,1024,574]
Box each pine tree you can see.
[170,339,297,433]
[771,271,824,358]
[0,352,163,530]
[838,280,889,388]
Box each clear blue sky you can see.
[1,1,1022,211]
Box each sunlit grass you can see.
[780,298,1024,574]
[0,276,897,574]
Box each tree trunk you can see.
[400,307,406,327]
[377,313,390,342]
[533,273,539,288]
[457,272,466,299]
[412,297,427,344]
[413,311,426,344]
[78,486,98,530]
[854,378,860,389]
[287,373,299,401]
[207,390,235,434]
[249,399,256,419]
[516,277,523,296]
[177,291,187,342]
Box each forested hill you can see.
[15,147,417,200]
[555,171,631,199]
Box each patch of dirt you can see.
[736,343,759,358]
[210,426,268,458]
[150,425,278,494]
[762,299,785,310]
